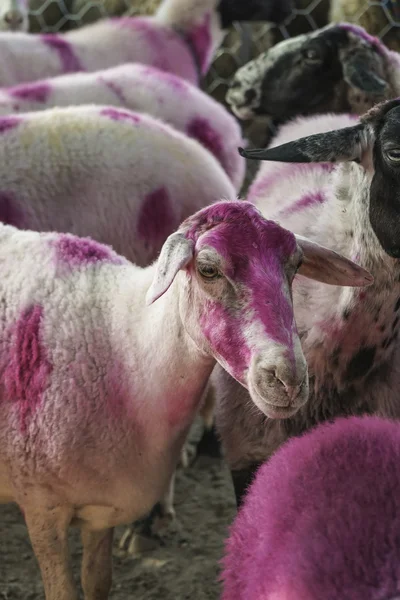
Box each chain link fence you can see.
[25,0,400,189]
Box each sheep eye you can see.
[198,264,220,279]
[386,148,400,163]
[303,47,321,61]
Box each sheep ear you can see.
[146,233,194,305]
[340,41,388,94]
[238,124,368,164]
[296,235,374,287]
[343,56,388,94]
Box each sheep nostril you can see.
[4,11,23,24]
[244,89,257,103]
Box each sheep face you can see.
[226,23,390,122]
[147,200,372,419]
[239,98,400,261]
[217,0,292,29]
[0,0,28,31]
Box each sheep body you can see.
[214,106,400,479]
[0,104,235,267]
[0,0,227,87]
[0,198,363,598]
[221,415,400,600]
[0,63,245,190]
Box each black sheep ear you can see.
[238,124,369,164]
[217,0,292,29]
[342,52,388,94]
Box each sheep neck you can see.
[112,269,215,436]
[298,162,400,403]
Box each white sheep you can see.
[213,98,400,506]
[226,22,400,123]
[0,63,245,190]
[0,104,236,267]
[0,0,28,31]
[221,415,400,600]
[0,200,370,599]
[0,0,291,88]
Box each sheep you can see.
[0,104,237,266]
[0,63,245,191]
[0,0,28,31]
[226,22,400,125]
[0,0,293,89]
[212,97,400,507]
[0,200,371,599]
[330,0,400,52]
[221,415,400,600]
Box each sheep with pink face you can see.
[0,0,28,31]
[221,415,400,600]
[0,201,371,599]
[0,63,245,191]
[0,0,291,88]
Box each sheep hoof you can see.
[127,532,160,556]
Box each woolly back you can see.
[221,415,400,600]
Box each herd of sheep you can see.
[0,0,400,598]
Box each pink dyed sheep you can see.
[227,22,400,122]
[221,415,400,600]
[0,0,28,31]
[0,63,245,190]
[0,104,236,267]
[0,0,291,88]
[0,200,370,599]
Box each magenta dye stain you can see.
[185,14,212,74]
[4,305,53,433]
[185,201,298,365]
[281,190,326,217]
[0,116,21,134]
[53,234,125,267]
[187,117,227,172]
[137,187,176,248]
[8,82,51,103]
[340,23,387,56]
[100,107,141,124]
[41,34,83,73]
[0,192,25,227]
[98,76,128,105]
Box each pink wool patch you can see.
[98,76,128,105]
[53,234,124,267]
[137,187,176,248]
[4,305,53,433]
[41,34,83,73]
[187,117,227,173]
[340,23,388,56]
[0,116,21,134]
[8,82,51,103]
[184,13,212,74]
[280,190,326,217]
[248,163,333,203]
[184,202,298,374]
[100,107,141,124]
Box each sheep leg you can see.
[195,423,222,459]
[23,503,77,600]
[231,463,262,508]
[81,526,113,600]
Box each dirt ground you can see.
[0,443,236,600]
